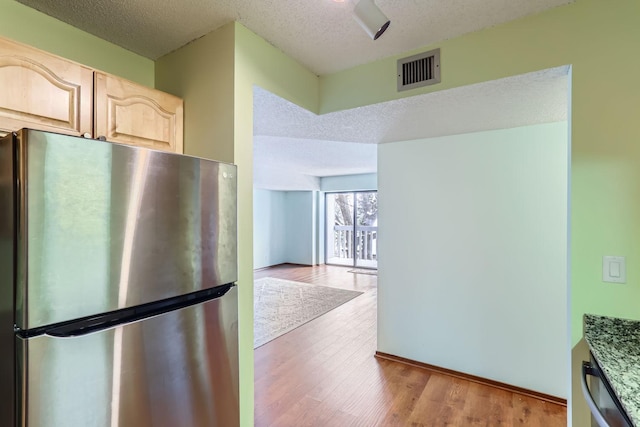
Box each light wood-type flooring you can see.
[254,264,566,426]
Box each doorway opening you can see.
[325,191,378,269]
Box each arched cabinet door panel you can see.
[94,72,184,153]
[0,38,93,137]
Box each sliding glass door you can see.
[325,191,377,269]
[326,193,354,267]
[354,192,377,268]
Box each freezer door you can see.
[11,129,237,329]
[16,286,239,427]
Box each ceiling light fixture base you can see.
[353,0,390,40]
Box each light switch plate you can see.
[603,256,626,284]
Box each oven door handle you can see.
[582,361,612,427]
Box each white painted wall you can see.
[253,189,317,268]
[254,175,378,268]
[283,191,316,265]
[378,122,568,398]
[254,165,320,191]
[253,189,288,269]
[320,173,377,192]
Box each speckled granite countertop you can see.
[584,314,640,426]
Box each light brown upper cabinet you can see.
[0,37,184,153]
[0,38,93,137]
[94,72,184,153]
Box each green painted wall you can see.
[234,23,318,426]
[324,0,640,343]
[155,24,236,162]
[155,22,318,427]
[320,0,640,424]
[233,23,318,427]
[0,0,153,86]
[320,4,578,113]
[234,23,319,114]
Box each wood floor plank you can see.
[254,264,566,427]
[378,365,434,426]
[338,358,396,418]
[255,317,377,419]
[408,374,470,426]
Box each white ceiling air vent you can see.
[397,48,440,92]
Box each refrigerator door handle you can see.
[582,361,611,427]
[29,283,235,338]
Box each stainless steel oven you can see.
[582,353,633,427]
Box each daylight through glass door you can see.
[325,191,377,269]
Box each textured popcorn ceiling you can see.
[16,0,572,75]
[254,136,377,190]
[254,66,569,190]
[14,0,571,190]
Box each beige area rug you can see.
[254,277,363,349]
[347,268,378,275]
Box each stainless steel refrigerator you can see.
[0,129,239,426]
